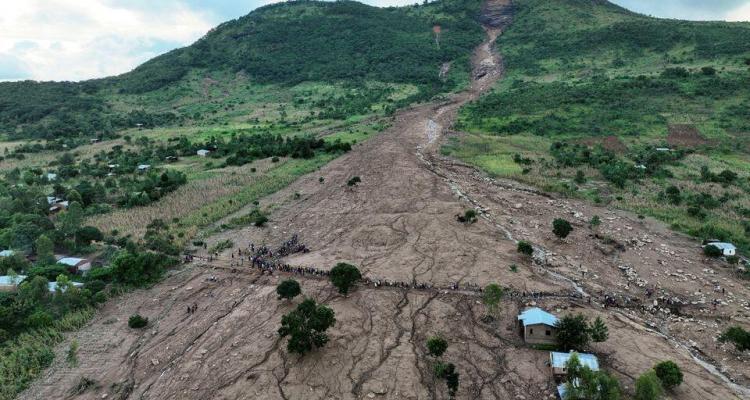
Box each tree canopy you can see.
[278,298,336,355]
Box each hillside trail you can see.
[19,1,750,399]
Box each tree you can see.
[434,362,459,399]
[482,283,505,317]
[128,314,148,328]
[589,215,601,228]
[278,298,336,355]
[426,335,448,357]
[555,314,591,351]
[457,209,477,224]
[329,263,361,295]
[590,317,609,343]
[276,279,302,301]
[634,370,663,400]
[58,201,84,238]
[718,326,750,351]
[574,170,586,184]
[76,226,103,245]
[553,218,573,239]
[653,361,683,390]
[34,234,55,265]
[703,244,722,257]
[517,241,533,256]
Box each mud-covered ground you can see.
[20,1,750,399]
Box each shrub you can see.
[329,263,361,295]
[482,283,505,317]
[718,326,750,351]
[276,279,302,300]
[701,66,717,75]
[271,156,280,163]
[434,362,459,399]
[426,336,448,357]
[347,176,361,186]
[589,215,601,228]
[635,370,663,400]
[553,218,573,239]
[703,244,722,258]
[457,209,477,224]
[128,314,148,329]
[654,360,683,390]
[517,241,534,256]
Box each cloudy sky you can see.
[1,0,749,82]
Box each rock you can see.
[367,393,376,399]
[151,358,159,366]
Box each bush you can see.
[457,209,477,224]
[635,370,663,400]
[718,326,750,351]
[589,215,601,228]
[553,218,573,239]
[434,362,460,399]
[654,360,683,390]
[703,244,723,257]
[128,314,148,329]
[347,176,361,186]
[517,241,534,256]
[426,335,448,357]
[276,279,302,300]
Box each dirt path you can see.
[20,1,750,399]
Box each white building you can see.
[197,149,211,157]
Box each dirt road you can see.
[20,1,750,399]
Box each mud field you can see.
[20,1,750,399]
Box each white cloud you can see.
[726,3,750,21]
[0,0,214,81]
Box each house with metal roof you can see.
[57,257,92,274]
[704,242,736,256]
[0,250,15,257]
[0,275,27,292]
[518,307,559,345]
[550,351,599,377]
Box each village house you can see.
[704,242,736,256]
[197,149,211,157]
[550,351,599,377]
[0,275,27,292]
[56,257,91,274]
[46,172,58,181]
[0,250,15,257]
[137,164,151,172]
[518,307,559,345]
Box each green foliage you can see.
[635,370,663,400]
[329,262,362,295]
[589,215,601,228]
[718,326,750,352]
[433,361,460,398]
[517,240,534,256]
[276,279,302,301]
[703,244,723,258]
[34,235,55,266]
[553,218,573,239]
[457,209,477,223]
[128,314,148,329]
[563,353,621,400]
[653,360,683,390]
[66,340,79,366]
[555,314,591,351]
[590,317,609,343]
[278,298,336,355]
[111,250,175,286]
[482,283,505,317]
[427,335,449,358]
[347,176,362,187]
[209,239,234,253]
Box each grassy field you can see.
[450,0,750,252]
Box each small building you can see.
[0,250,15,257]
[518,307,559,345]
[0,275,27,292]
[49,201,69,214]
[165,156,178,162]
[550,351,599,377]
[46,173,58,181]
[655,147,671,152]
[635,164,647,170]
[704,242,736,256]
[197,149,211,157]
[57,257,91,274]
[137,164,151,172]
[90,138,100,144]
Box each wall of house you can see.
[524,323,556,345]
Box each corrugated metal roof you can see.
[518,307,558,327]
[550,351,599,370]
[0,250,15,257]
[0,275,27,286]
[48,281,84,293]
[708,242,736,251]
[57,257,86,266]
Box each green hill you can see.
[449,0,750,250]
[0,0,483,140]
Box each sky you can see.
[1,0,749,82]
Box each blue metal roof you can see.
[557,383,568,399]
[550,351,599,370]
[0,275,27,286]
[518,307,558,327]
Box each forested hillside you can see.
[449,0,750,251]
[0,0,483,140]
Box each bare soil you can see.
[667,124,709,148]
[20,2,750,399]
[577,135,628,153]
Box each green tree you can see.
[517,241,533,256]
[653,360,683,390]
[574,170,586,184]
[589,215,601,228]
[703,244,722,257]
[34,234,56,265]
[553,218,573,239]
[128,314,148,328]
[434,362,460,399]
[634,370,663,400]
[555,314,591,351]
[58,201,84,238]
[278,298,336,355]
[329,263,361,295]
[590,317,609,343]
[426,335,448,357]
[718,326,750,351]
[276,279,302,301]
[482,283,505,317]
